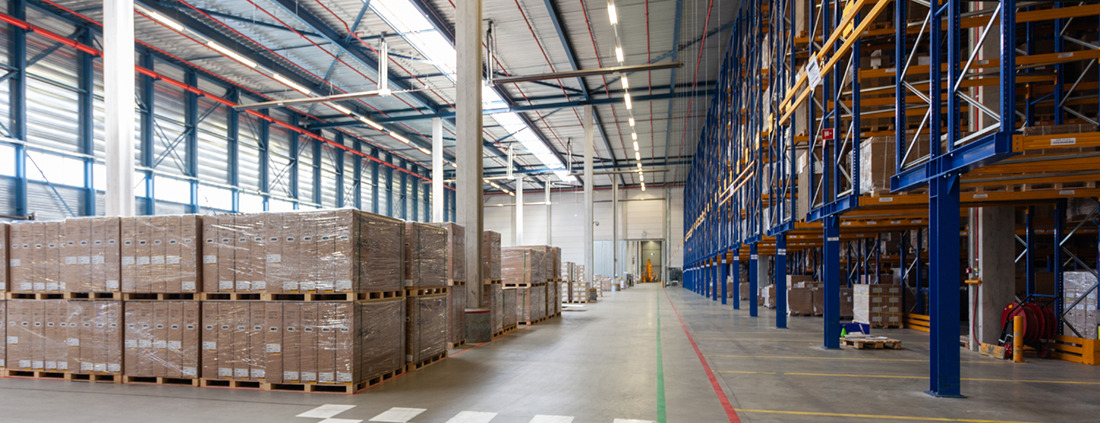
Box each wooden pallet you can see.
[405,286,448,296]
[65,292,123,300]
[447,280,467,287]
[199,292,262,301]
[5,292,64,300]
[503,282,548,288]
[261,290,403,302]
[123,375,200,386]
[122,293,197,301]
[493,325,517,339]
[446,340,467,350]
[265,367,406,394]
[519,316,549,326]
[482,279,503,285]
[2,369,120,383]
[406,351,447,372]
[841,337,903,350]
[867,323,904,329]
[199,378,263,389]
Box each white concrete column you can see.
[545,181,552,245]
[105,0,135,217]
[968,206,1016,350]
[612,178,619,280]
[664,188,671,286]
[431,117,444,222]
[457,0,484,310]
[584,105,594,287]
[514,177,524,245]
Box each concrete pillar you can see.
[104,0,136,217]
[584,105,594,287]
[968,206,1016,350]
[514,176,524,245]
[664,189,671,286]
[457,0,488,342]
[612,178,619,282]
[545,182,552,245]
[431,117,444,222]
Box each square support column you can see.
[775,234,788,329]
[749,244,759,317]
[823,215,841,349]
[928,174,963,398]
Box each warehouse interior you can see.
[1,0,1100,422]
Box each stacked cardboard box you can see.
[200,299,405,385]
[518,245,559,282]
[429,222,465,284]
[406,294,446,366]
[787,288,815,315]
[486,283,504,334]
[201,210,404,294]
[446,286,466,347]
[1064,271,1098,339]
[5,300,121,374]
[548,281,560,315]
[1,223,8,292]
[503,247,544,285]
[502,287,517,328]
[859,136,931,195]
[561,262,575,302]
[513,284,547,323]
[124,301,200,378]
[9,218,121,293]
[482,231,502,282]
[739,282,750,300]
[405,223,447,290]
[839,287,854,318]
[853,284,903,327]
[761,285,776,308]
[0,301,6,368]
[121,216,201,293]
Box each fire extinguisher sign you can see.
[822,128,834,142]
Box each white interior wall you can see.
[483,186,684,269]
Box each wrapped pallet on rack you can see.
[404,223,448,296]
[121,215,201,297]
[8,218,121,297]
[123,301,200,385]
[4,299,121,381]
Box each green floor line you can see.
[657,296,667,423]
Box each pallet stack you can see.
[480,231,510,338]
[854,284,903,328]
[404,223,447,372]
[432,223,466,350]
[503,247,553,326]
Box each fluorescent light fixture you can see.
[641,183,646,191]
[328,103,352,115]
[272,73,311,96]
[624,93,633,110]
[207,41,258,68]
[608,2,618,25]
[640,173,644,182]
[621,76,629,89]
[635,151,640,161]
[417,146,431,154]
[144,9,185,32]
[637,162,642,169]
[391,132,411,144]
[629,117,635,127]
[633,141,639,151]
[631,132,637,141]
[615,46,624,63]
[358,116,384,130]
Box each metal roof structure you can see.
[41,0,735,194]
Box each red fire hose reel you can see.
[999,302,1057,359]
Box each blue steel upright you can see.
[822,215,840,349]
[749,244,759,317]
[775,234,788,329]
[720,252,728,305]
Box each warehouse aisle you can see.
[0,284,730,423]
[666,287,1100,423]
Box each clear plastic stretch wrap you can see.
[446,285,466,346]
[551,247,562,280]
[551,282,561,315]
[535,284,547,320]
[514,287,533,322]
[502,248,540,285]
[5,300,121,374]
[405,223,448,289]
[9,218,121,293]
[406,294,447,364]
[0,301,6,367]
[482,231,502,281]
[1,223,8,292]
[859,136,931,195]
[489,284,503,333]
[853,284,902,327]
[431,223,466,283]
[502,287,517,327]
[561,262,575,282]
[124,301,200,378]
[517,245,555,282]
[201,299,405,385]
[201,210,404,294]
[1064,271,1098,339]
[121,216,200,293]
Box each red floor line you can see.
[663,289,742,423]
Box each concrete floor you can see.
[0,284,1097,422]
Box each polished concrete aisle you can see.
[670,286,1100,423]
[0,284,729,423]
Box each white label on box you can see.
[236,281,251,291]
[151,256,165,265]
[0,282,5,290]
[253,281,266,290]
[219,280,233,290]
[284,371,299,381]
[337,372,352,382]
[64,256,77,265]
[319,373,334,383]
[203,341,217,350]
[182,281,196,291]
[183,367,197,377]
[302,372,317,382]
[45,283,58,291]
[7,336,17,345]
[9,258,20,267]
[235,368,248,378]
[266,343,281,353]
[219,368,232,377]
[154,340,167,349]
[33,282,45,291]
[284,282,299,291]
[92,255,104,265]
[67,338,80,347]
[109,363,120,372]
[20,283,32,290]
[204,255,217,264]
[137,256,150,265]
[252,369,265,379]
[19,360,31,368]
[106,280,119,290]
[317,281,334,291]
[95,363,107,372]
[45,361,56,370]
[406,354,413,362]
[267,254,281,263]
[139,340,152,348]
[122,256,135,265]
[336,280,352,291]
[166,255,180,265]
[57,362,67,370]
[80,362,92,371]
[405,279,414,287]
[0,360,5,367]
[125,340,137,348]
[300,281,316,291]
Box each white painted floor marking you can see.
[529,415,575,423]
[297,404,357,419]
[444,411,498,423]
[318,419,362,423]
[612,420,656,423]
[369,407,428,422]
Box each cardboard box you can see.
[0,301,6,367]
[300,303,318,382]
[405,223,448,289]
[201,217,219,292]
[249,302,266,380]
[482,231,502,281]
[263,213,283,294]
[431,222,466,283]
[406,294,446,365]
[334,302,354,383]
[250,215,267,292]
[360,211,406,292]
[282,301,301,382]
[787,287,815,315]
[317,303,336,383]
[300,215,317,292]
[283,212,300,292]
[201,302,219,378]
[232,302,249,379]
[264,302,283,383]
[0,223,8,292]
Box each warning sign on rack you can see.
[807,56,823,87]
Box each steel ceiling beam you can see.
[491,61,683,85]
